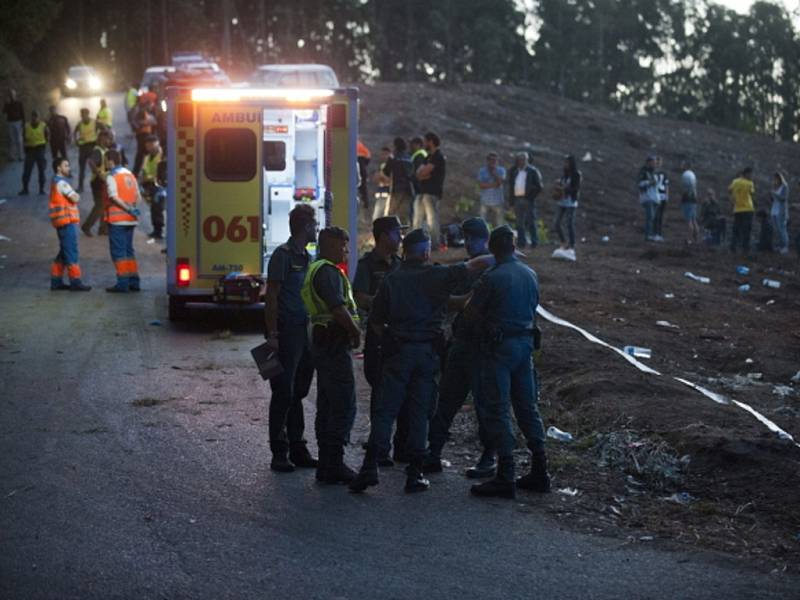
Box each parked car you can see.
[63,65,103,96]
[250,64,339,89]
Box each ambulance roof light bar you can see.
[191,88,335,103]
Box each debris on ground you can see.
[211,329,232,340]
[595,431,687,491]
[662,492,697,505]
[684,272,710,284]
[556,487,580,496]
[0,234,11,242]
[149,320,162,326]
[546,426,574,442]
[656,320,679,329]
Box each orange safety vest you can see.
[49,176,79,228]
[357,141,371,159]
[105,167,139,224]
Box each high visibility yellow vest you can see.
[411,148,428,162]
[77,120,97,145]
[97,106,112,128]
[142,149,162,183]
[91,145,108,182]
[24,122,46,147]
[301,259,359,326]
[125,88,138,110]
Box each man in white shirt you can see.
[506,152,542,249]
[680,160,699,244]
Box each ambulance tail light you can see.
[177,258,192,287]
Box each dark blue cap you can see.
[461,217,490,239]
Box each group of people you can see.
[264,207,551,498]
[361,132,447,249]
[638,156,793,255]
[362,132,585,264]
[18,94,168,293]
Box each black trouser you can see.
[50,139,67,162]
[143,182,165,237]
[428,337,491,456]
[83,179,108,234]
[363,328,409,453]
[730,212,753,253]
[268,322,314,453]
[77,143,93,191]
[22,145,46,192]
[133,132,149,176]
[654,201,666,237]
[312,338,357,448]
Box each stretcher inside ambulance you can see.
[165,87,358,320]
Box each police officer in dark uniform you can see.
[466,226,551,499]
[302,227,362,484]
[353,216,405,466]
[349,229,495,494]
[424,217,496,478]
[263,204,318,472]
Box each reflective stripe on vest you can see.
[411,149,428,162]
[24,122,46,147]
[106,168,138,224]
[49,177,79,228]
[97,107,112,127]
[301,259,359,327]
[142,150,162,183]
[78,120,97,145]
[91,145,108,181]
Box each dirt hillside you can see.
[358,82,800,569]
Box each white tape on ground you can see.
[536,305,799,448]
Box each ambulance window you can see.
[204,128,257,181]
[263,141,286,171]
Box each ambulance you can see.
[165,86,359,320]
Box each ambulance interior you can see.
[262,106,327,271]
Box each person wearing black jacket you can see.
[382,137,415,224]
[46,106,70,161]
[507,152,542,249]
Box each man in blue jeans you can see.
[506,152,542,248]
[638,155,659,241]
[263,205,319,472]
[467,226,551,500]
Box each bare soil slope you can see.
[359,82,800,569]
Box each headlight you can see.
[89,76,102,90]
[65,78,77,90]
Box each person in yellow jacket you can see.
[301,227,361,484]
[104,149,141,293]
[96,98,112,130]
[728,166,756,255]
[49,157,91,291]
[73,108,97,193]
[140,135,165,240]
[20,110,48,196]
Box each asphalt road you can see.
[0,92,797,599]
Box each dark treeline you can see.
[1,0,798,140]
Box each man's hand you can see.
[264,332,279,352]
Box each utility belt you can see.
[311,322,349,349]
[480,325,542,352]
[381,329,447,360]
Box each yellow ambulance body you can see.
[165,86,359,320]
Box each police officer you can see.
[353,216,405,466]
[349,229,495,494]
[424,217,496,478]
[466,226,551,499]
[264,204,318,472]
[301,227,361,484]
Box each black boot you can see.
[315,446,329,482]
[470,456,516,499]
[465,448,497,479]
[517,450,551,493]
[349,448,379,493]
[404,459,431,494]
[422,447,443,474]
[289,441,318,468]
[270,445,295,473]
[320,445,356,484]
